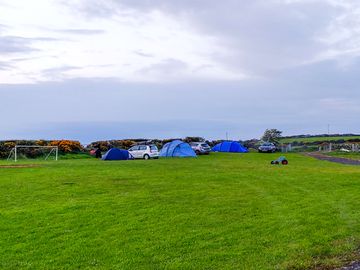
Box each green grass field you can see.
[1,153,360,269]
[280,136,360,144]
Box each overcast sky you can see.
[0,0,359,143]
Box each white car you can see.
[128,144,159,160]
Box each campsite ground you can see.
[1,153,360,269]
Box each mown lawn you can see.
[1,153,360,269]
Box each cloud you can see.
[1,0,240,84]
[0,36,37,54]
[68,0,360,75]
[0,0,360,140]
[0,61,13,70]
[41,65,83,80]
[0,24,8,32]
[319,98,360,113]
[1,75,359,142]
[0,35,58,54]
[59,0,120,18]
[138,58,188,79]
[53,28,106,35]
[133,50,154,58]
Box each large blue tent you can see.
[102,148,132,161]
[159,140,197,158]
[212,141,248,153]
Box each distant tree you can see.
[261,129,282,144]
[184,137,205,143]
[243,139,260,150]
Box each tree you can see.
[261,129,282,144]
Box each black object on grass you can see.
[271,156,288,165]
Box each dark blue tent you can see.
[159,140,197,158]
[212,141,248,153]
[102,148,132,161]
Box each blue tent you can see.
[102,148,132,161]
[212,141,248,153]
[159,140,197,158]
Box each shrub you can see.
[50,140,83,153]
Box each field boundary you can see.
[0,164,40,168]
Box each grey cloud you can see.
[54,28,106,35]
[68,0,346,75]
[1,1,359,140]
[42,66,82,80]
[42,65,82,73]
[0,61,13,70]
[1,76,359,142]
[0,35,57,54]
[272,57,360,97]
[41,65,114,80]
[0,24,8,32]
[138,58,188,75]
[134,50,154,58]
[59,0,120,18]
[0,36,36,54]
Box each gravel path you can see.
[306,152,360,166]
[337,261,360,270]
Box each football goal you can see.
[7,145,59,162]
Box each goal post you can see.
[7,145,59,162]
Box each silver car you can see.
[190,142,211,155]
[258,142,276,153]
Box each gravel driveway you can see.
[306,152,360,166]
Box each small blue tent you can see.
[212,141,248,153]
[160,140,197,158]
[102,148,132,161]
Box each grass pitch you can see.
[1,153,360,269]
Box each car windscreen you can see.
[150,145,158,151]
[201,144,209,147]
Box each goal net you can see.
[7,145,59,162]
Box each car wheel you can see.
[143,154,150,160]
[282,160,288,165]
[195,150,200,155]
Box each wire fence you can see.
[279,143,360,153]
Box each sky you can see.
[0,0,359,143]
